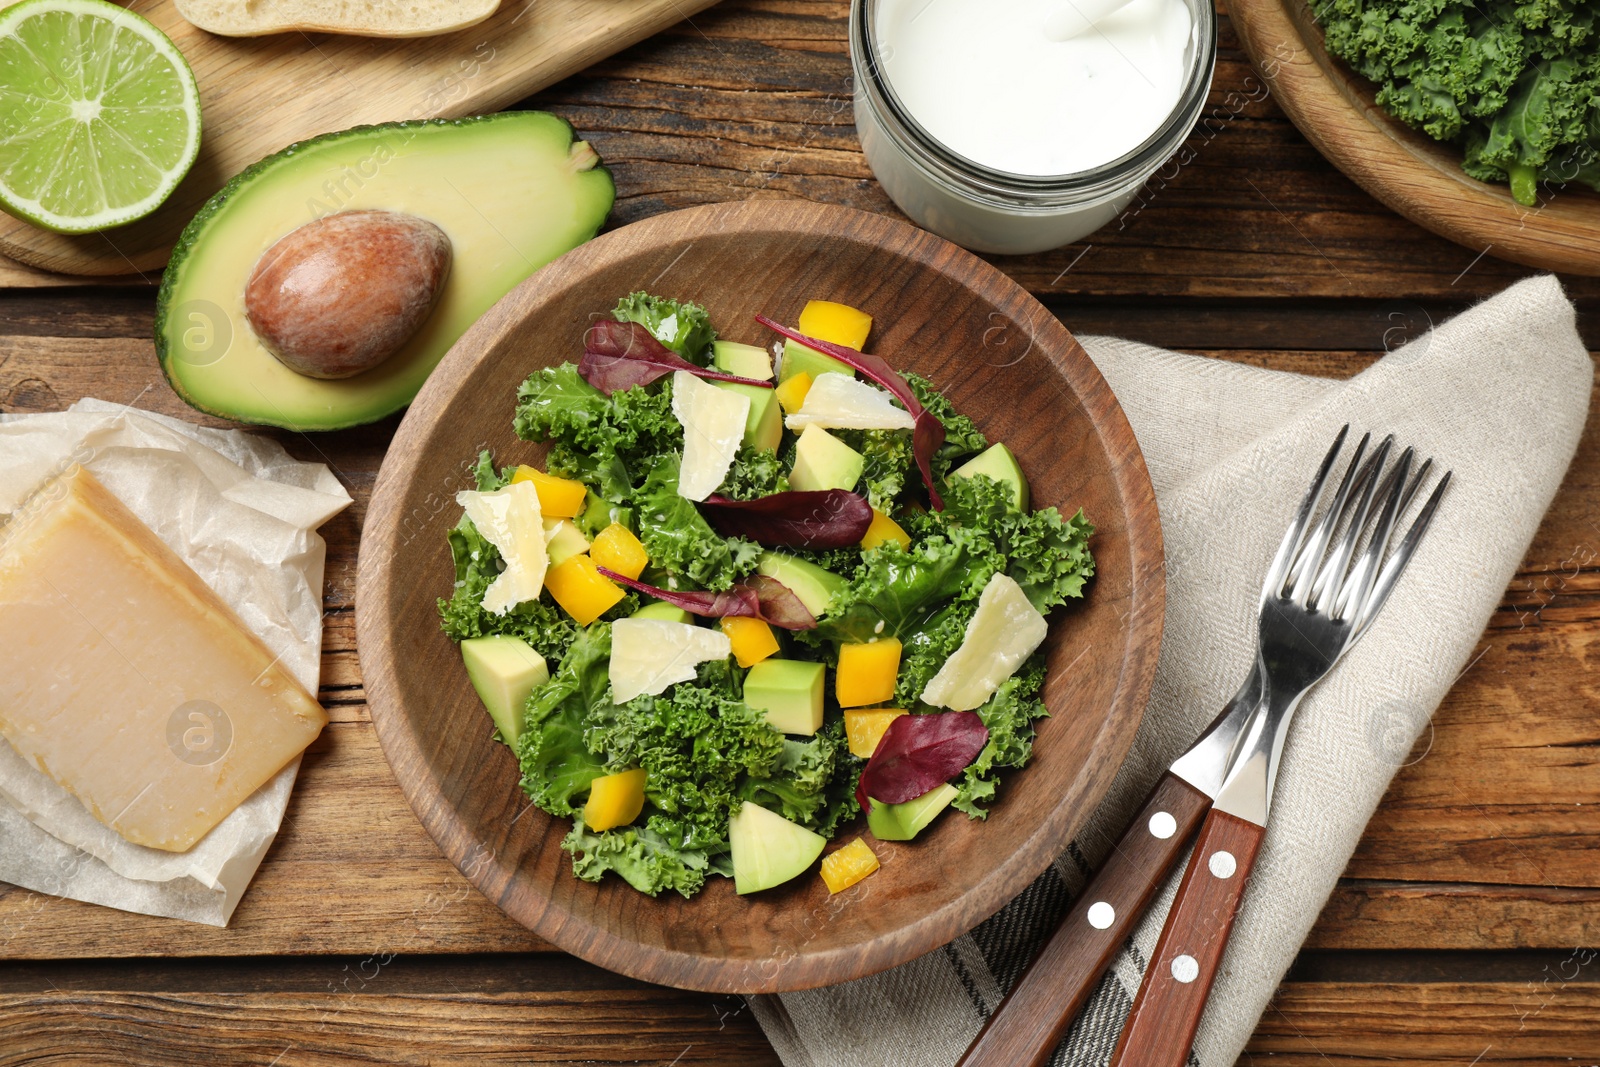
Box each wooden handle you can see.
[955,772,1211,1067]
[1107,808,1267,1067]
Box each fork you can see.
[956,426,1448,1067]
[1106,427,1450,1066]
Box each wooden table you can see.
[2,2,1597,1063]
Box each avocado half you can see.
[156,113,614,431]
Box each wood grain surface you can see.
[0,0,718,276]
[1228,0,1600,276]
[356,199,1164,993]
[2,0,1598,1062]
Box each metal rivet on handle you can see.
[1148,811,1177,839]
[1171,955,1200,984]
[1209,850,1238,879]
[1086,901,1115,929]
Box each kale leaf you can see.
[612,291,717,364]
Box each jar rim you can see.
[853,0,1219,195]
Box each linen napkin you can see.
[0,399,351,927]
[752,274,1592,1065]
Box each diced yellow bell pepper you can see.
[844,707,908,759]
[512,466,588,518]
[590,522,649,580]
[836,638,902,708]
[545,554,624,625]
[584,767,647,832]
[799,300,872,350]
[722,616,780,668]
[860,508,911,551]
[820,837,880,894]
[774,371,813,415]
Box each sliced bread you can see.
[174,0,501,38]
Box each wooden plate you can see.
[1229,0,1600,275]
[356,200,1164,993]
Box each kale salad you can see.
[439,292,1094,899]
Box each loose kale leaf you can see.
[517,623,613,816]
[564,816,710,899]
[515,365,683,502]
[950,661,1049,818]
[635,453,761,591]
[613,291,718,364]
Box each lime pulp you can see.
[0,0,201,234]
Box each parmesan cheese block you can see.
[0,466,327,852]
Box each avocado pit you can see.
[244,209,452,380]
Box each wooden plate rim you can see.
[356,200,1165,992]
[1228,0,1600,276]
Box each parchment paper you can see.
[0,399,351,926]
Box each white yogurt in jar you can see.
[851,0,1211,254]
[875,0,1195,177]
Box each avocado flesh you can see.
[713,340,773,380]
[951,443,1030,512]
[713,380,782,452]
[157,113,614,431]
[461,635,549,747]
[744,658,826,735]
[543,519,590,567]
[866,783,959,841]
[790,426,865,493]
[632,600,692,625]
[781,339,856,383]
[756,551,846,617]
[729,800,827,894]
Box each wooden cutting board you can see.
[0,0,719,277]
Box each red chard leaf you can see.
[699,490,873,549]
[856,711,988,811]
[742,574,818,631]
[580,321,772,395]
[596,569,816,631]
[755,315,947,509]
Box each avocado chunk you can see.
[713,380,783,453]
[744,658,826,735]
[729,800,827,894]
[542,518,590,567]
[781,339,857,383]
[632,600,692,625]
[578,491,632,540]
[460,635,550,747]
[157,113,614,431]
[713,340,773,380]
[951,442,1030,512]
[866,783,959,841]
[756,551,846,617]
[790,425,865,493]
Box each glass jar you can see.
[850,0,1218,255]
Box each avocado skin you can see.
[155,113,614,431]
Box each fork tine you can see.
[1287,432,1376,607]
[1330,449,1410,617]
[1259,425,1349,605]
[1351,468,1451,634]
[1311,439,1398,610]
[1286,428,1376,604]
[1330,446,1411,620]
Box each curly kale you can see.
[1311,0,1600,204]
[612,291,717,364]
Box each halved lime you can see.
[0,0,201,234]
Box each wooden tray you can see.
[0,0,718,277]
[356,200,1166,993]
[1229,0,1600,275]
